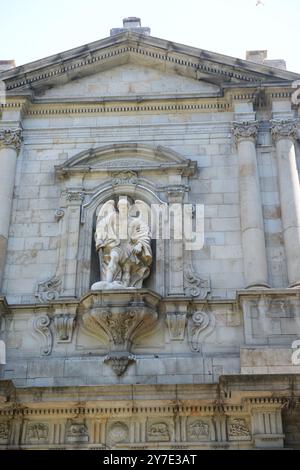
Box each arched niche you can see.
[76,183,167,297]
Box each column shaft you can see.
[233,122,269,288]
[271,120,300,286]
[0,129,22,288]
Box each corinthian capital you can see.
[232,121,258,144]
[0,128,22,152]
[271,119,298,142]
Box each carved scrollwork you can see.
[105,310,136,345]
[0,128,22,152]
[33,314,52,355]
[82,306,155,351]
[271,119,299,142]
[79,291,159,375]
[188,308,215,352]
[54,208,65,221]
[184,266,210,298]
[232,121,259,144]
[110,170,138,185]
[36,276,62,303]
[81,301,158,352]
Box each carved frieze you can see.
[232,121,258,144]
[110,170,138,185]
[26,423,49,443]
[228,418,251,440]
[0,422,9,442]
[33,314,52,356]
[0,128,22,152]
[187,420,210,441]
[147,422,170,442]
[66,422,89,443]
[107,422,129,444]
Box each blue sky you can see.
[1,0,299,72]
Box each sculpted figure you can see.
[92,197,152,290]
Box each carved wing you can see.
[96,200,115,221]
[129,200,152,261]
[130,200,151,231]
[95,200,117,249]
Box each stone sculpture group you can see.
[91,197,152,290]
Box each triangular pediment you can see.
[55,143,197,177]
[2,32,300,99]
[36,64,220,100]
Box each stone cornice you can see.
[1,33,298,95]
[0,296,10,317]
[25,100,231,116]
[0,128,22,152]
[0,377,299,416]
[271,119,299,142]
[232,121,259,144]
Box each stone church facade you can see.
[0,18,300,449]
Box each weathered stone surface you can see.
[0,20,300,449]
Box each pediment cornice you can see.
[55,143,197,178]
[2,32,299,97]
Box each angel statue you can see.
[91,197,152,290]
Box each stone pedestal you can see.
[233,122,269,288]
[0,129,22,289]
[79,289,160,375]
[271,120,300,287]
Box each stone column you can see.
[271,120,300,287]
[0,128,22,288]
[233,122,269,288]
